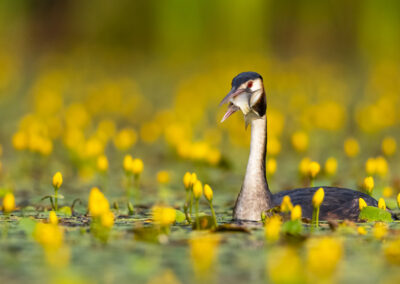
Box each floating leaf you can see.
[59,206,72,216]
[175,210,186,223]
[359,206,393,222]
[281,220,303,236]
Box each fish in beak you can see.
[219,87,252,123]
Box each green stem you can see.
[195,199,200,230]
[312,207,320,229]
[126,173,132,201]
[310,178,315,187]
[189,187,193,216]
[184,190,192,223]
[54,187,58,211]
[209,201,217,228]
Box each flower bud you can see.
[183,172,191,189]
[132,158,144,175]
[291,205,302,221]
[123,155,133,172]
[309,162,320,179]
[2,193,15,213]
[52,172,63,188]
[281,195,293,213]
[312,187,324,208]
[97,155,109,172]
[193,181,203,199]
[204,184,213,201]
[359,198,367,211]
[363,176,374,194]
[378,198,386,210]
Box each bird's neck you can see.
[242,115,271,197]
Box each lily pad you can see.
[359,206,393,222]
[281,220,303,236]
[59,206,72,216]
[175,210,186,223]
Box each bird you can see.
[220,71,397,222]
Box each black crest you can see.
[231,71,263,89]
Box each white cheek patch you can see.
[250,90,263,107]
[232,94,251,115]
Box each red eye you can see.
[247,81,253,88]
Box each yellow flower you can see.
[88,187,110,217]
[299,157,311,176]
[189,234,220,276]
[157,170,170,185]
[383,239,400,265]
[375,156,388,177]
[291,131,309,152]
[344,138,360,158]
[267,247,304,284]
[183,172,192,189]
[266,158,277,176]
[378,198,386,210]
[97,155,109,172]
[123,154,133,172]
[280,195,293,213]
[382,136,397,157]
[312,188,324,208]
[113,128,137,151]
[152,205,176,226]
[365,158,377,175]
[34,222,64,250]
[324,157,338,176]
[52,172,63,188]
[291,205,302,221]
[373,222,388,240]
[382,187,393,198]
[359,198,367,210]
[49,211,58,225]
[131,158,144,175]
[357,226,367,235]
[100,211,115,228]
[265,215,282,242]
[2,192,15,213]
[363,176,374,194]
[204,184,213,202]
[306,237,343,280]
[193,181,203,199]
[309,161,320,179]
[190,173,198,186]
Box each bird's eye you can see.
[247,81,253,88]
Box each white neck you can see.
[233,114,273,221]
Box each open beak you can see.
[221,104,239,123]
[219,87,247,123]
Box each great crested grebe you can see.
[220,71,396,222]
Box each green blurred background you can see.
[0,0,400,194]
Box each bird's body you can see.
[220,71,396,222]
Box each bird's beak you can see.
[219,87,246,106]
[221,104,239,123]
[219,87,247,123]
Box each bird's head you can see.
[220,71,266,127]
